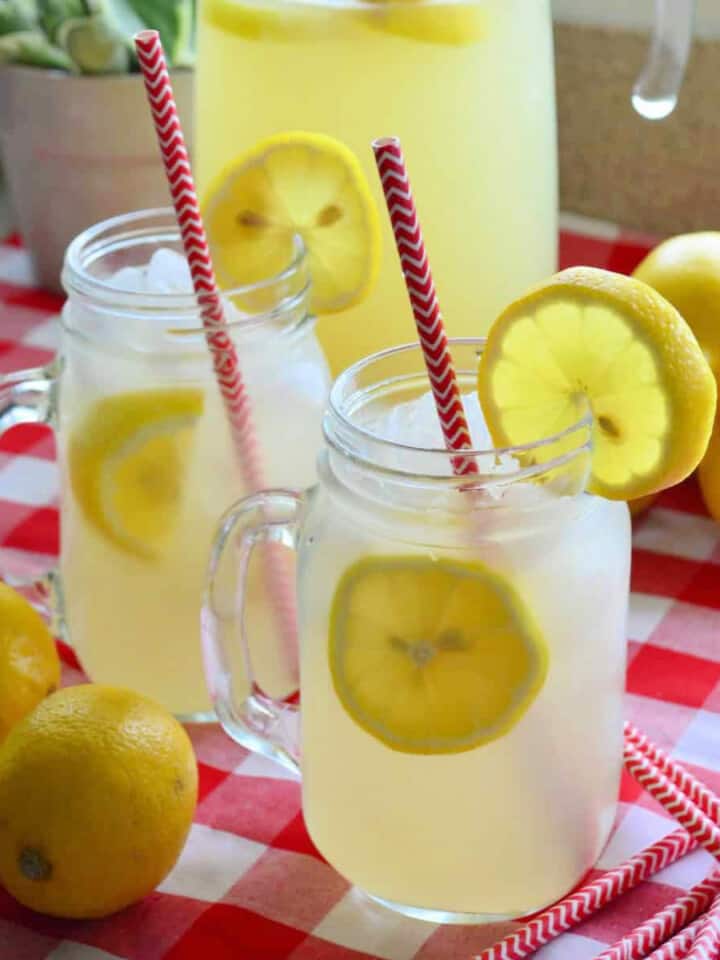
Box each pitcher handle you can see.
[202,489,303,776]
[0,362,61,623]
[634,0,696,119]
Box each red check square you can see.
[631,551,701,598]
[626,645,720,708]
[164,904,307,960]
[196,775,300,845]
[2,506,59,555]
[679,563,720,611]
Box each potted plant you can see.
[0,0,194,291]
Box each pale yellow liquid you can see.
[196,0,557,375]
[59,319,328,716]
[299,474,630,916]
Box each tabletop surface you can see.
[0,217,718,960]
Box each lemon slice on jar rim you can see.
[477,267,717,502]
[202,131,382,315]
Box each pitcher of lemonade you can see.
[195,0,696,375]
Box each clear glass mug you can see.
[0,208,330,720]
[203,340,631,922]
[195,0,695,376]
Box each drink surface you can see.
[59,253,329,716]
[297,391,630,917]
[196,0,557,374]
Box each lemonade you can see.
[195,0,557,375]
[58,211,329,717]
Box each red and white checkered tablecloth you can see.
[0,216,719,960]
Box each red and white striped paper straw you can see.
[686,894,720,960]
[372,137,478,477]
[133,30,297,660]
[625,740,720,860]
[626,723,720,825]
[474,829,697,960]
[594,871,720,960]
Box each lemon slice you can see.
[201,0,308,41]
[202,131,381,314]
[329,556,548,755]
[364,1,486,46]
[69,389,204,559]
[477,267,717,501]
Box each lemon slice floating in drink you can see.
[477,267,717,501]
[329,556,548,755]
[364,0,486,46]
[69,389,204,559]
[203,131,381,314]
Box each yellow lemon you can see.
[477,267,717,501]
[329,556,548,755]
[0,685,197,919]
[633,233,720,377]
[69,388,204,559]
[699,421,720,523]
[364,0,486,46]
[202,131,381,314]
[0,583,60,744]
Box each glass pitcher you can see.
[195,0,695,377]
[203,340,631,922]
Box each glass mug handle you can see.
[202,489,304,777]
[0,363,61,622]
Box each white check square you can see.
[313,888,434,960]
[673,710,720,773]
[157,823,266,901]
[627,593,673,643]
[0,455,59,506]
[632,509,720,562]
[48,945,124,960]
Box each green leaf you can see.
[0,29,76,68]
[0,0,35,35]
[37,0,87,42]
[56,12,131,72]
[123,0,182,60]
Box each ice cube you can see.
[110,265,147,292]
[145,248,193,293]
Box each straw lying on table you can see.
[476,725,720,960]
[134,30,297,668]
[372,137,478,478]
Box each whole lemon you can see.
[0,582,60,743]
[0,684,197,918]
[633,233,720,376]
[699,423,720,523]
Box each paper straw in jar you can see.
[372,137,478,478]
[474,828,697,960]
[134,30,297,667]
[624,740,720,860]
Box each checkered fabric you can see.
[0,216,719,960]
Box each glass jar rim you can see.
[61,207,309,329]
[324,339,594,484]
